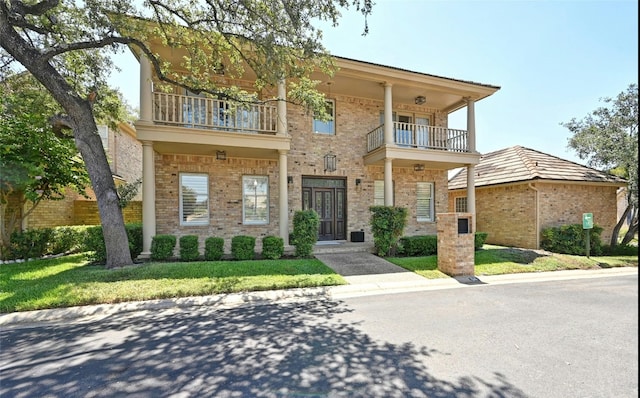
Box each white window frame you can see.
[455,196,468,213]
[416,182,435,222]
[243,175,269,225]
[374,180,394,206]
[179,173,209,226]
[313,100,335,134]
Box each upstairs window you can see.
[313,100,335,134]
[180,173,209,226]
[416,182,435,222]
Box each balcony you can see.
[367,122,468,152]
[152,92,278,134]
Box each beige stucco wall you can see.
[449,181,620,249]
[152,93,450,248]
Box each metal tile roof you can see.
[448,146,626,189]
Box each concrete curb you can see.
[1,267,636,327]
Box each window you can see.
[455,197,468,213]
[97,125,109,150]
[416,182,435,222]
[180,173,209,226]
[243,175,269,224]
[313,100,335,134]
[183,90,207,127]
[374,180,394,206]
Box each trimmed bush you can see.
[204,237,225,261]
[370,206,408,257]
[541,224,603,255]
[49,226,88,255]
[8,228,53,260]
[231,235,256,260]
[262,235,284,260]
[84,223,143,263]
[397,235,438,256]
[292,209,319,258]
[179,235,200,261]
[475,232,489,250]
[151,234,177,260]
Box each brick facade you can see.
[448,181,619,249]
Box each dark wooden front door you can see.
[302,178,346,241]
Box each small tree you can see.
[370,206,408,257]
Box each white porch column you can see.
[466,97,476,152]
[383,83,393,145]
[384,158,393,206]
[278,150,289,242]
[140,141,156,258]
[277,79,287,136]
[467,165,476,232]
[139,55,153,123]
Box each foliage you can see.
[7,228,54,260]
[204,237,225,261]
[150,235,177,261]
[262,235,284,260]
[601,244,639,256]
[475,232,489,250]
[397,235,438,257]
[179,235,200,261]
[541,224,603,256]
[370,206,408,257]
[562,84,638,246]
[84,223,144,263]
[117,178,142,208]
[0,0,373,267]
[231,235,256,261]
[292,209,320,258]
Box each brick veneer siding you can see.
[437,213,475,276]
[152,94,450,251]
[73,200,142,225]
[448,182,620,249]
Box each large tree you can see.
[0,0,372,267]
[561,83,638,247]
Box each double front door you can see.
[302,177,346,241]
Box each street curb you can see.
[1,267,636,327]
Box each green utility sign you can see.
[583,213,594,229]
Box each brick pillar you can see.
[437,212,475,276]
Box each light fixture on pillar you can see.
[324,153,337,172]
[415,95,426,105]
[355,178,362,186]
[413,164,425,171]
[216,150,226,160]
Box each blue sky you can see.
[108,0,638,166]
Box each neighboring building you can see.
[132,44,501,256]
[448,146,626,249]
[23,122,143,229]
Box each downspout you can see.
[528,182,539,249]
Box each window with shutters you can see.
[180,173,209,226]
[416,182,435,222]
[374,180,394,206]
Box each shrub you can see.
[397,235,438,256]
[370,206,408,257]
[231,235,256,260]
[151,234,177,260]
[541,224,603,255]
[49,226,88,255]
[291,209,319,258]
[262,235,284,259]
[204,237,225,261]
[601,244,639,256]
[84,223,143,263]
[8,228,53,260]
[475,232,489,250]
[179,235,200,261]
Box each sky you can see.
[108,0,639,167]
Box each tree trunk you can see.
[0,13,133,268]
[610,203,632,247]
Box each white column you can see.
[277,79,287,136]
[467,165,476,232]
[139,55,153,123]
[383,83,393,145]
[140,141,156,258]
[384,158,393,206]
[466,97,476,153]
[278,150,289,242]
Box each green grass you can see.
[0,254,346,313]
[387,244,638,279]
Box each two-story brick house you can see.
[132,45,500,256]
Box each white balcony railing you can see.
[153,92,278,134]
[367,122,469,152]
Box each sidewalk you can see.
[1,262,636,327]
